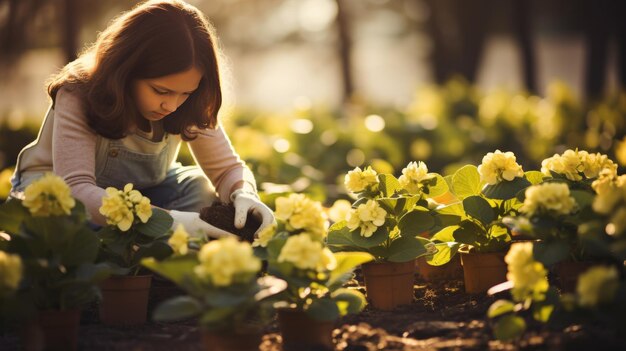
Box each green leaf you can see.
[133,240,173,265]
[61,227,100,267]
[141,255,198,286]
[452,165,481,200]
[481,177,532,200]
[328,252,374,287]
[431,225,459,243]
[398,210,435,237]
[331,288,367,315]
[134,208,173,238]
[426,242,459,266]
[487,299,516,319]
[378,174,401,197]
[463,196,495,226]
[570,190,594,209]
[0,199,28,233]
[533,241,569,267]
[436,202,465,218]
[307,298,340,321]
[199,306,236,326]
[492,314,526,341]
[153,296,202,322]
[387,236,429,262]
[525,171,545,185]
[426,173,449,198]
[532,303,554,323]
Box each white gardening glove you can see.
[169,210,236,239]
[231,189,275,238]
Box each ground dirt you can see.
[2,271,625,351]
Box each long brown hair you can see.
[47,0,222,140]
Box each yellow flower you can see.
[277,234,326,271]
[100,188,134,231]
[99,183,153,231]
[576,266,619,308]
[616,136,626,166]
[194,237,261,287]
[541,150,583,181]
[0,168,13,200]
[252,224,276,248]
[344,166,379,193]
[398,161,432,194]
[317,247,337,272]
[579,151,617,179]
[477,150,524,185]
[505,242,548,302]
[346,199,387,238]
[274,194,327,240]
[521,182,576,217]
[168,224,189,255]
[22,173,76,217]
[0,251,22,295]
[327,199,352,223]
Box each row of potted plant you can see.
[0,174,376,351]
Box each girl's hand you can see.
[169,210,236,239]
[230,189,275,238]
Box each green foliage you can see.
[97,207,173,275]
[0,198,109,317]
[143,255,287,331]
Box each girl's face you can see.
[132,66,203,122]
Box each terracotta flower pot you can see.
[22,309,81,351]
[277,309,334,351]
[99,274,152,325]
[460,250,507,294]
[415,255,463,282]
[361,260,416,310]
[202,330,263,351]
[553,260,594,293]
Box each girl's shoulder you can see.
[53,84,89,122]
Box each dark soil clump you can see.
[200,202,261,242]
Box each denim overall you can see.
[11,107,216,213]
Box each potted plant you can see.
[96,183,173,325]
[254,193,374,350]
[327,163,451,309]
[0,173,108,351]
[440,150,536,293]
[505,149,618,291]
[142,229,286,351]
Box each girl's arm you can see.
[187,124,257,202]
[51,87,108,225]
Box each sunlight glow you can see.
[364,114,385,132]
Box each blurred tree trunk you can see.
[63,0,79,62]
[335,0,354,103]
[583,0,626,101]
[512,0,536,93]
[424,0,492,83]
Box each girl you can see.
[10,0,274,238]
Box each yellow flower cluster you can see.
[22,173,75,217]
[344,166,379,193]
[327,199,352,223]
[398,161,432,194]
[99,183,152,232]
[521,182,576,217]
[277,234,337,272]
[0,251,22,295]
[541,149,617,181]
[576,266,619,308]
[477,150,524,185]
[346,199,387,237]
[168,224,189,255]
[274,193,327,241]
[194,237,261,287]
[592,172,626,236]
[505,242,548,302]
[252,223,276,248]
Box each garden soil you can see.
[2,273,625,351]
